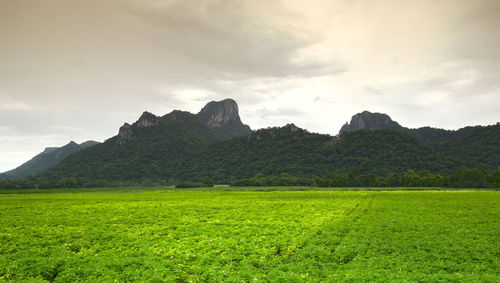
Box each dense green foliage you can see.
[175,177,214,188]
[435,124,500,169]
[2,168,498,189]
[3,117,498,187]
[174,182,204,188]
[338,110,480,144]
[231,174,315,187]
[0,190,498,281]
[230,169,500,188]
[404,126,473,144]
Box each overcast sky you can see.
[1,0,499,172]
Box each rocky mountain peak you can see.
[137,111,160,128]
[339,111,403,135]
[116,112,160,145]
[197,99,242,128]
[114,99,251,146]
[117,123,133,145]
[284,123,301,132]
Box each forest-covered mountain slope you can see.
[0,140,99,179]
[37,122,499,184]
[9,99,498,185]
[340,111,482,144]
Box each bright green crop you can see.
[0,189,498,281]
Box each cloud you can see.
[0,0,499,171]
[0,0,345,117]
[365,86,383,96]
[116,0,343,80]
[0,94,33,111]
[253,107,306,119]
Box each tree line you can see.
[1,168,498,189]
[230,169,500,188]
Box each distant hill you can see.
[8,99,497,186]
[197,99,251,138]
[114,98,251,146]
[37,111,498,185]
[187,124,456,179]
[339,111,478,144]
[339,111,404,134]
[38,99,251,184]
[1,140,99,179]
[434,124,500,169]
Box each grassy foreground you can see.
[0,188,498,282]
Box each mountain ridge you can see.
[339,110,481,144]
[2,99,498,185]
[116,98,251,145]
[36,120,499,185]
[1,140,100,179]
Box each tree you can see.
[202,177,214,187]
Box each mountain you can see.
[37,99,251,184]
[197,99,251,138]
[80,140,100,149]
[434,124,500,169]
[37,122,496,186]
[339,111,478,144]
[21,100,499,186]
[1,140,100,179]
[188,124,453,180]
[339,111,404,133]
[115,98,250,146]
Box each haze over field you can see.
[1,0,499,171]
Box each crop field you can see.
[0,189,498,282]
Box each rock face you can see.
[137,111,160,128]
[116,112,159,145]
[338,111,470,144]
[115,98,251,145]
[196,99,251,138]
[339,111,403,134]
[117,123,133,145]
[197,99,242,127]
[284,123,300,132]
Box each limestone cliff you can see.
[115,98,251,145]
[117,123,133,145]
[197,99,245,127]
[339,111,403,134]
[137,111,160,128]
[339,111,471,144]
[197,98,251,138]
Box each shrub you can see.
[175,182,202,188]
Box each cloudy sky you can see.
[1,0,499,172]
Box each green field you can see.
[0,188,498,282]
